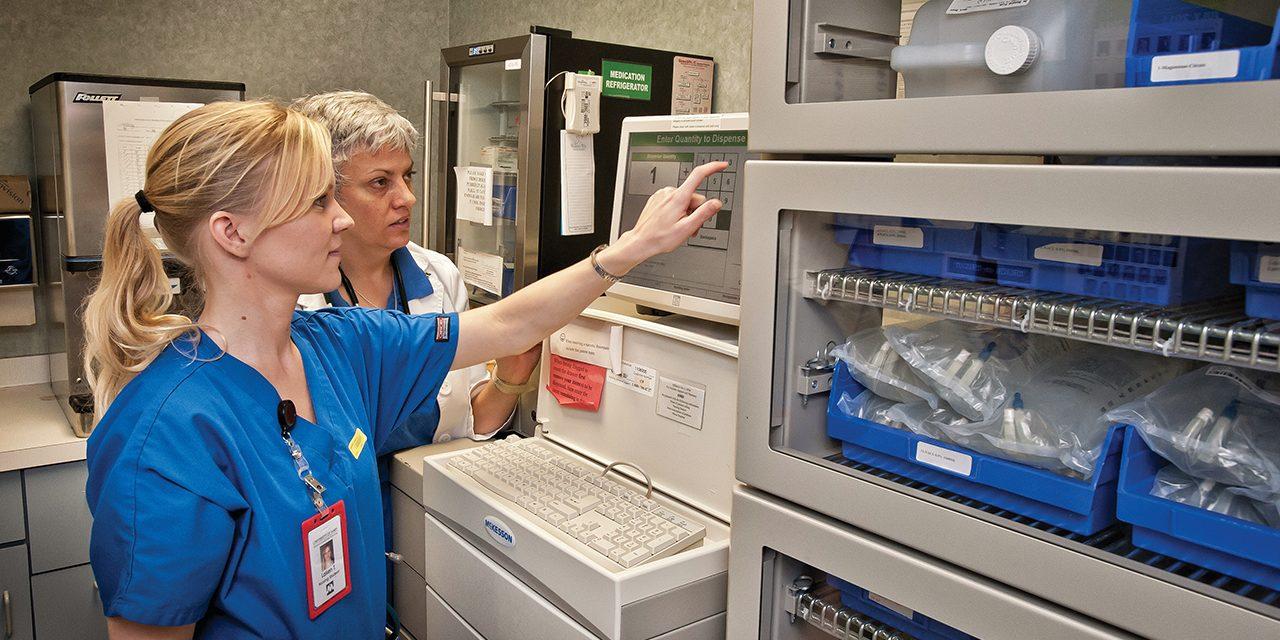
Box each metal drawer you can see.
[0,544,33,640]
[24,461,91,573]
[32,563,106,640]
[0,472,23,544]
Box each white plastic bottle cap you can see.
[985,25,1041,76]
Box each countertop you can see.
[390,438,486,506]
[0,383,84,473]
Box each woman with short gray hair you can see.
[293,91,539,445]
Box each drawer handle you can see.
[3,589,11,639]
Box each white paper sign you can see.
[947,0,1030,14]
[550,320,622,372]
[455,166,493,226]
[670,114,722,130]
[560,131,595,236]
[873,225,925,249]
[1033,242,1104,267]
[505,58,522,71]
[607,361,657,397]
[101,100,204,250]
[656,377,706,430]
[1258,253,1280,285]
[1150,50,1240,83]
[457,246,504,296]
[915,442,973,476]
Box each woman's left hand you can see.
[494,344,540,385]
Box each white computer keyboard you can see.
[447,436,706,568]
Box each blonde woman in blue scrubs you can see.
[81,100,725,639]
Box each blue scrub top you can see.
[85,308,458,638]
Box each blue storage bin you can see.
[833,219,995,283]
[1229,241,1280,321]
[827,576,974,640]
[980,225,1232,306]
[826,361,1122,535]
[1117,429,1280,590]
[1126,0,1280,87]
[493,183,517,220]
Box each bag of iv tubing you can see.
[1108,365,1280,503]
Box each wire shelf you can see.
[805,268,1280,372]
[784,582,914,640]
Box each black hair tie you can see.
[134,190,155,213]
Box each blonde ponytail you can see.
[82,198,197,412]
[81,101,334,416]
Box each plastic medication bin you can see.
[826,362,1123,535]
[1229,242,1280,321]
[833,219,994,283]
[826,576,975,640]
[1117,429,1280,590]
[981,226,1231,306]
[1127,0,1280,87]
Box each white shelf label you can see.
[607,360,657,397]
[867,592,916,621]
[1033,242,1103,267]
[873,225,925,249]
[915,442,972,476]
[1258,254,1280,285]
[947,0,1030,14]
[1150,50,1240,83]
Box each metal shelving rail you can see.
[782,578,912,640]
[806,267,1280,372]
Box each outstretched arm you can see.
[452,162,727,370]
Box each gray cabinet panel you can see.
[0,472,24,544]
[393,563,427,640]
[32,563,106,640]
[0,545,34,640]
[24,462,91,573]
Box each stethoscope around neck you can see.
[332,259,411,313]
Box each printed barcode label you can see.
[947,0,1030,14]
[873,225,925,249]
[1258,254,1280,285]
[915,442,973,476]
[1150,50,1240,83]
[1033,242,1103,267]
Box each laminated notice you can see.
[1150,50,1240,83]
[1257,253,1280,285]
[457,246,504,296]
[915,442,972,476]
[947,0,1030,14]
[873,225,925,249]
[655,377,706,430]
[1033,242,1103,267]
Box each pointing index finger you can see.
[678,161,729,197]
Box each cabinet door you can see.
[0,472,23,545]
[32,563,107,640]
[0,545,33,640]
[24,462,92,573]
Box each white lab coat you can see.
[298,242,501,443]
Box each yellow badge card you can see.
[347,429,368,460]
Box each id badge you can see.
[302,500,352,619]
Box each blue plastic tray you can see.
[834,219,993,283]
[1127,1,1280,87]
[980,226,1232,306]
[1117,429,1280,590]
[1229,241,1280,321]
[493,183,517,220]
[827,362,1122,535]
[827,576,974,640]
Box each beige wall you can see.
[0,0,450,357]
[448,0,753,112]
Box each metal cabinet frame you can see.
[750,0,1280,155]
[736,159,1280,639]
